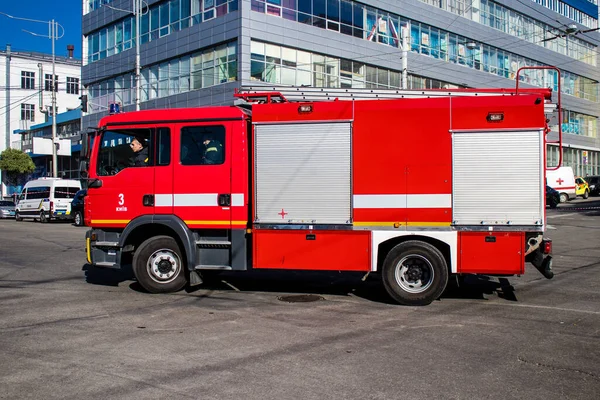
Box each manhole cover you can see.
[278,294,325,303]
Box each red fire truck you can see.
[83,71,559,306]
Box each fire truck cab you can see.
[84,84,555,306]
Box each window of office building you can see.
[67,77,79,94]
[251,0,599,85]
[21,71,35,89]
[562,110,598,138]
[529,0,598,29]
[250,40,459,90]
[86,0,238,63]
[44,74,58,92]
[87,41,237,113]
[87,0,115,13]
[21,104,35,121]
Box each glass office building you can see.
[82,0,600,175]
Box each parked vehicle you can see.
[0,200,16,219]
[585,175,600,196]
[546,186,560,208]
[546,166,576,203]
[71,189,87,226]
[575,176,589,199]
[15,178,82,222]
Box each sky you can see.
[0,1,83,59]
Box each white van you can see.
[15,178,82,222]
[546,166,576,203]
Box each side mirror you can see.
[79,160,89,179]
[80,132,88,158]
[88,179,102,189]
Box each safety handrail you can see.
[516,66,562,170]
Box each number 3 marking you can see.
[118,193,125,205]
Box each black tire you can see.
[549,199,558,209]
[132,236,187,293]
[74,212,83,226]
[583,190,589,199]
[559,193,569,203]
[39,210,47,223]
[15,211,22,222]
[382,241,449,306]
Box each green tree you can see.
[0,148,35,187]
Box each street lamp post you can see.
[135,0,141,111]
[0,12,64,178]
[106,0,143,111]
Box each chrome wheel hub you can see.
[394,254,434,294]
[147,249,181,284]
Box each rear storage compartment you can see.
[452,129,544,275]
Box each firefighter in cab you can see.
[130,137,149,166]
[202,136,223,164]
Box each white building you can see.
[0,44,82,197]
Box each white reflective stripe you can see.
[354,194,451,209]
[174,194,218,207]
[354,195,405,208]
[407,194,451,208]
[155,194,173,207]
[152,193,247,207]
[232,193,244,206]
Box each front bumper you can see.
[85,229,121,268]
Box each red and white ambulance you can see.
[84,71,558,305]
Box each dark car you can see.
[0,200,16,219]
[585,175,600,196]
[71,189,87,226]
[546,185,560,208]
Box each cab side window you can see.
[180,126,225,166]
[97,129,153,176]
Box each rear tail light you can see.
[542,240,552,254]
[50,201,54,213]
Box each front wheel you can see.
[15,212,22,221]
[583,190,589,199]
[132,236,188,293]
[382,241,449,306]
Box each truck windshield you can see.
[96,128,152,176]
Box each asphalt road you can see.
[0,200,598,400]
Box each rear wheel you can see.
[39,210,47,223]
[74,212,83,226]
[133,236,188,293]
[583,190,589,199]
[382,241,449,306]
[559,193,569,203]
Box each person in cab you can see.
[130,136,149,166]
[202,136,223,165]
